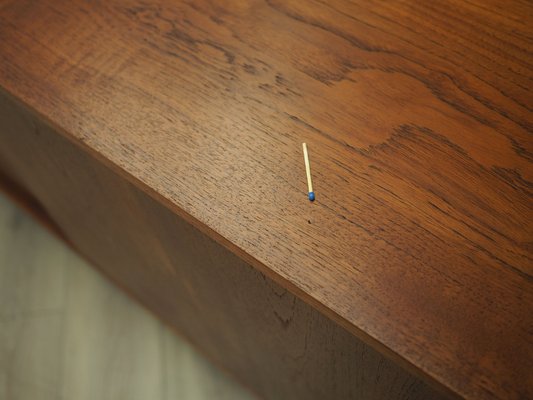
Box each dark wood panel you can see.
[0,90,450,400]
[0,192,256,400]
[0,1,532,399]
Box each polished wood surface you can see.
[0,94,449,400]
[0,1,531,399]
[0,193,256,400]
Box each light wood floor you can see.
[0,193,256,400]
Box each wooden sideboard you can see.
[0,1,531,399]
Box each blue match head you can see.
[308,192,315,202]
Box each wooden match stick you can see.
[302,142,315,201]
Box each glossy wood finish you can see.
[0,1,531,399]
[0,95,448,400]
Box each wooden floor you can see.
[0,193,256,400]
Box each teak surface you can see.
[0,100,448,400]
[0,1,532,399]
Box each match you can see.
[302,142,315,202]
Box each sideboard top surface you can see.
[0,1,531,398]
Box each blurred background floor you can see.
[0,192,256,400]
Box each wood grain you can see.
[0,92,450,400]
[0,1,532,399]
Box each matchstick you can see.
[302,142,315,201]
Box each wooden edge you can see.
[0,84,460,400]
[0,172,262,400]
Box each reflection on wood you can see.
[0,193,256,400]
